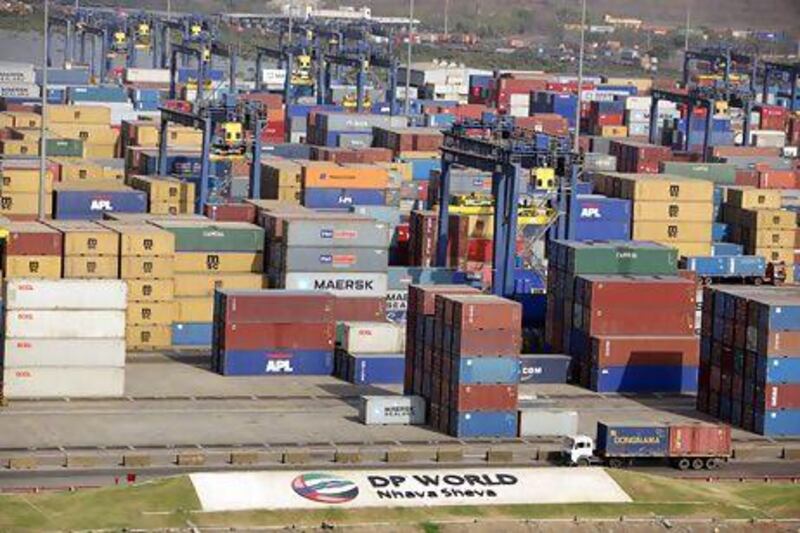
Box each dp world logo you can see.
[291,472,359,504]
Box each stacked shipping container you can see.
[334,322,405,384]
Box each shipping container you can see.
[4,279,127,310]
[448,411,517,438]
[668,424,732,457]
[5,310,125,338]
[518,409,579,437]
[1,367,125,398]
[346,353,405,384]
[359,395,426,425]
[592,365,698,393]
[217,349,334,376]
[1,338,125,367]
[283,272,388,297]
[172,322,213,346]
[596,423,670,457]
[340,322,404,353]
[453,357,520,384]
[450,384,518,411]
[215,289,335,323]
[519,354,571,384]
[221,322,333,351]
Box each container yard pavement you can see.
[2,470,800,530]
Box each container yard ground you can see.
[0,353,792,450]
[1,470,800,530]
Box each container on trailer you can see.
[4,279,127,310]
[359,395,426,425]
[518,409,579,437]
[668,424,732,457]
[596,422,669,457]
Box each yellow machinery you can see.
[448,194,554,225]
[342,92,372,110]
[111,31,127,55]
[190,23,202,37]
[531,168,556,191]
[212,122,246,156]
[135,22,151,49]
[291,55,313,86]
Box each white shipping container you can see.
[752,130,786,148]
[625,96,651,110]
[342,321,405,353]
[283,272,388,297]
[359,395,425,425]
[509,106,529,118]
[0,61,36,84]
[5,310,126,338]
[518,409,579,437]
[5,279,128,310]
[3,338,126,367]
[2,367,125,398]
[261,68,287,85]
[509,93,529,106]
[0,83,40,98]
[124,68,171,84]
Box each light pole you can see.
[403,0,414,116]
[573,0,587,153]
[39,0,49,220]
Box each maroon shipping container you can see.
[577,275,696,309]
[591,335,699,367]
[222,322,334,350]
[217,290,335,323]
[450,327,522,356]
[408,210,437,267]
[756,331,800,356]
[583,305,695,336]
[6,222,63,256]
[442,294,522,331]
[334,296,386,322]
[668,424,732,457]
[450,384,518,411]
[760,384,800,409]
[408,285,479,316]
[204,203,258,223]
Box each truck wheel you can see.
[691,458,705,470]
[705,458,719,470]
[577,458,590,467]
[608,458,624,469]
[753,277,763,286]
[701,277,712,286]
[677,458,691,471]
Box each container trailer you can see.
[563,421,731,470]
[680,256,786,286]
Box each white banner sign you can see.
[190,467,631,511]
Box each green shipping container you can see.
[154,221,265,252]
[554,240,678,275]
[45,138,83,157]
[660,162,737,184]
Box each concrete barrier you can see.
[65,455,100,468]
[783,447,800,460]
[122,454,152,467]
[230,451,260,465]
[283,451,310,465]
[334,451,362,464]
[8,456,37,470]
[386,449,412,463]
[436,448,464,463]
[486,449,514,463]
[177,452,206,466]
[733,446,783,460]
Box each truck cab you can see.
[563,435,598,466]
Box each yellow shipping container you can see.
[126,279,176,302]
[0,192,53,215]
[0,140,38,156]
[56,159,103,181]
[130,175,182,202]
[167,128,203,146]
[9,112,41,128]
[725,187,782,210]
[674,242,714,257]
[738,208,796,230]
[397,151,438,160]
[148,201,186,215]
[270,186,302,203]
[174,272,265,296]
[102,222,176,256]
[301,162,389,189]
[48,123,118,145]
[119,256,175,279]
[174,252,263,273]
[0,113,14,128]
[378,162,413,181]
[81,143,116,159]
[632,221,713,242]
[174,296,214,322]
[262,159,303,188]
[127,301,176,326]
[63,256,119,278]
[101,165,124,181]
[608,173,714,203]
[46,220,118,255]
[10,127,41,141]
[127,325,172,351]
[1,168,54,192]
[48,105,111,125]
[755,247,795,265]
[600,125,628,137]
[4,255,62,279]
[744,229,795,249]
[631,201,714,222]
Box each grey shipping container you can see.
[518,409,579,437]
[282,218,390,248]
[277,246,389,273]
[320,113,406,131]
[583,153,617,172]
[359,395,425,425]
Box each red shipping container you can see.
[591,335,699,368]
[443,294,522,330]
[204,203,258,223]
[758,170,798,189]
[668,424,731,456]
[449,327,522,356]
[223,322,334,350]
[334,296,386,322]
[6,222,63,256]
[760,383,800,409]
[218,291,335,323]
[450,384,518,411]
[735,170,759,187]
[711,146,782,159]
[408,285,479,316]
[578,275,695,310]
[583,306,695,336]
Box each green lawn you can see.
[1,470,799,531]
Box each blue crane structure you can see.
[761,61,799,112]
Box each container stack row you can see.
[698,286,800,436]
[1,279,126,398]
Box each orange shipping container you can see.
[301,162,389,189]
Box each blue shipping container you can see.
[387,267,457,290]
[519,354,571,384]
[303,188,386,208]
[684,255,765,278]
[592,365,698,393]
[454,357,520,384]
[596,423,670,457]
[68,85,128,103]
[571,220,631,241]
[218,349,334,376]
[573,195,631,221]
[172,323,213,346]
[754,409,800,437]
[755,302,800,331]
[403,158,441,181]
[449,411,517,438]
[757,356,800,383]
[712,223,729,241]
[347,353,404,384]
[712,242,743,256]
[53,189,147,220]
